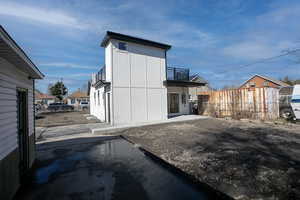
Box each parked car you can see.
[79,101,89,110]
[47,103,74,112]
[291,85,300,120]
[279,85,300,120]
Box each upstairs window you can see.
[263,81,269,87]
[118,42,127,50]
[249,82,256,87]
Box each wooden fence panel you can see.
[198,88,279,120]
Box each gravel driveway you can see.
[104,118,300,200]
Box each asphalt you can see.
[15,136,229,200]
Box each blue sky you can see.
[1,0,300,93]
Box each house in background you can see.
[187,74,211,113]
[67,89,89,109]
[90,31,204,125]
[165,68,206,116]
[188,74,210,102]
[34,90,56,105]
[240,74,290,89]
[0,26,44,200]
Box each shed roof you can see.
[0,26,44,79]
[101,31,171,50]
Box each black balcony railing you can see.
[95,66,106,83]
[167,67,189,81]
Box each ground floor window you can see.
[168,93,179,113]
[71,98,75,104]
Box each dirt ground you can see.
[36,111,100,127]
[106,118,300,200]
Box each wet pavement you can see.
[16,136,227,200]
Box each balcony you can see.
[165,67,205,87]
[92,66,108,86]
[167,67,189,81]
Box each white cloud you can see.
[0,2,86,29]
[222,42,278,60]
[221,3,300,61]
[40,63,98,69]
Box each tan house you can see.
[240,74,290,89]
[67,90,89,108]
[35,91,56,105]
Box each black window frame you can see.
[118,42,127,50]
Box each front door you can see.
[17,89,29,181]
[169,93,179,113]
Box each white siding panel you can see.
[0,86,16,95]
[113,87,131,125]
[0,79,16,89]
[131,88,147,122]
[147,56,162,88]
[105,43,112,82]
[148,89,163,121]
[0,99,16,106]
[131,53,147,87]
[0,112,15,120]
[0,105,17,113]
[0,117,17,127]
[0,93,16,100]
[0,58,35,160]
[114,52,130,87]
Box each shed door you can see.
[17,89,29,181]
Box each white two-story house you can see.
[90,31,204,125]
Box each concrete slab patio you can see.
[92,115,209,135]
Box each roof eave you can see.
[101,31,172,50]
[0,26,44,79]
[164,80,206,87]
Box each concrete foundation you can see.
[0,149,20,200]
[0,134,35,200]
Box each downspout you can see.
[110,42,114,126]
[165,50,169,118]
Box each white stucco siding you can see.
[105,43,112,82]
[131,88,147,122]
[131,53,147,87]
[168,87,190,116]
[113,87,131,124]
[110,40,167,125]
[0,57,34,161]
[89,86,106,121]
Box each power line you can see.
[217,48,300,74]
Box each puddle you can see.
[35,153,83,184]
[25,138,229,200]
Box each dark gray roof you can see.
[101,31,171,50]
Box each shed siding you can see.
[0,57,34,161]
